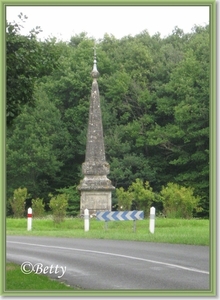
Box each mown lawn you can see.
[6,217,209,245]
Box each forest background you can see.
[6,14,210,218]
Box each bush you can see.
[160,182,201,218]
[116,187,133,210]
[116,179,155,215]
[32,198,45,218]
[10,187,27,218]
[49,193,68,223]
[56,185,80,217]
[128,179,155,216]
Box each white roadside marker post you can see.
[84,208,89,232]
[149,206,155,234]
[27,207,32,231]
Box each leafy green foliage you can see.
[159,183,201,218]
[32,198,45,218]
[56,186,80,217]
[128,179,156,215]
[6,13,65,126]
[116,179,155,215]
[10,187,27,218]
[6,20,211,218]
[49,193,68,223]
[6,15,38,125]
[6,87,68,203]
[116,187,133,210]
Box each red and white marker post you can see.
[27,207,32,231]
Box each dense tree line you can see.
[6,17,210,218]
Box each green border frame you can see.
[0,0,216,297]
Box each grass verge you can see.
[6,217,209,245]
[5,262,76,291]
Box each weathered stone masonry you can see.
[78,50,115,214]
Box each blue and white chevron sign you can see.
[96,210,144,221]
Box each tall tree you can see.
[6,87,69,203]
[147,25,210,214]
[6,13,64,126]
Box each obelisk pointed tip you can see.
[91,44,99,79]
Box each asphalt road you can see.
[6,236,209,290]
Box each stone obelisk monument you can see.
[78,48,115,215]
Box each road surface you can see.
[7,236,209,290]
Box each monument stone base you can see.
[80,190,112,215]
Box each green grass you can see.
[6,217,209,245]
[5,262,76,291]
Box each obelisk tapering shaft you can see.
[85,73,106,163]
[82,47,110,175]
[78,47,114,215]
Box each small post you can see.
[149,206,155,234]
[84,208,89,232]
[27,207,32,231]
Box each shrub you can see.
[128,179,155,216]
[10,187,27,218]
[49,193,68,223]
[56,185,80,217]
[116,187,133,210]
[32,198,45,218]
[116,179,155,215]
[160,182,201,218]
